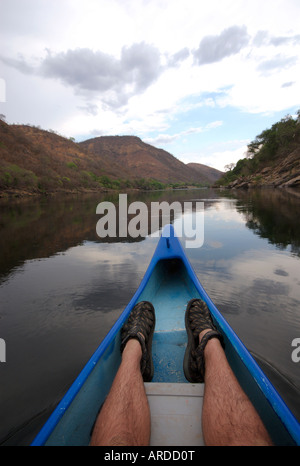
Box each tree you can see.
[225,163,235,172]
[247,113,298,163]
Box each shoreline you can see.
[0,185,209,203]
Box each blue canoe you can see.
[32,225,300,446]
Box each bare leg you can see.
[90,339,150,446]
[201,330,273,446]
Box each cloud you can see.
[77,103,99,116]
[144,121,223,146]
[1,42,163,109]
[1,1,300,146]
[0,55,35,75]
[281,81,295,88]
[253,30,300,47]
[252,30,269,47]
[269,34,300,46]
[1,23,298,116]
[167,48,190,67]
[179,140,249,172]
[41,43,163,108]
[145,133,178,145]
[193,25,250,65]
[40,48,118,92]
[257,54,298,74]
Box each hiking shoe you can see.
[184,298,224,383]
[121,301,155,382]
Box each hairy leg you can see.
[201,331,273,446]
[90,339,150,446]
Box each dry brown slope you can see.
[0,122,133,193]
[187,162,224,183]
[0,121,220,194]
[79,135,208,183]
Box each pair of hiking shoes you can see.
[120,299,224,383]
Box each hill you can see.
[79,135,223,184]
[217,112,300,189]
[0,121,131,195]
[187,162,224,184]
[0,120,222,196]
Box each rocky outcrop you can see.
[226,147,300,189]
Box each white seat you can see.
[144,382,205,446]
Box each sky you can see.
[1,0,300,172]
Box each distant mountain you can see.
[187,162,224,184]
[79,135,222,184]
[0,120,223,196]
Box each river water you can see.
[0,188,299,445]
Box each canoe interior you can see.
[32,230,300,446]
[43,259,200,446]
[140,258,198,383]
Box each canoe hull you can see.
[32,226,300,446]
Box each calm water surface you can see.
[0,188,300,445]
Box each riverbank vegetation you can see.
[0,119,215,197]
[0,161,208,197]
[216,110,300,188]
